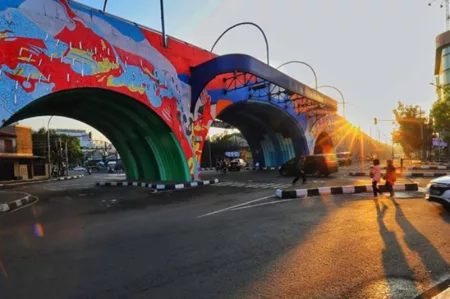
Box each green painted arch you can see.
[4,88,190,182]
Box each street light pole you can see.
[210,22,270,65]
[47,116,53,178]
[276,61,318,90]
[318,85,347,118]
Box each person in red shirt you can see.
[384,159,397,198]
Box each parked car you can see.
[279,154,339,177]
[425,175,450,211]
[336,152,353,166]
[228,159,245,171]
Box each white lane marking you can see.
[196,195,275,218]
[230,198,296,211]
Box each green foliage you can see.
[201,132,248,167]
[32,127,83,166]
[392,101,431,157]
[431,91,450,143]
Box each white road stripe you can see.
[231,198,296,210]
[196,195,274,218]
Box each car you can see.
[73,166,86,172]
[228,159,245,171]
[425,175,450,211]
[336,152,353,166]
[279,154,339,177]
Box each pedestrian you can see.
[292,156,307,185]
[370,159,382,197]
[384,159,396,198]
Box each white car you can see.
[73,166,86,172]
[425,175,450,210]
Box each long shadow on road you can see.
[375,199,419,298]
[390,198,450,287]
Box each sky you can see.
[20,0,446,144]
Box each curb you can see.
[200,167,280,171]
[406,166,449,170]
[0,175,84,188]
[96,178,219,190]
[0,195,37,213]
[275,183,419,199]
[403,172,450,177]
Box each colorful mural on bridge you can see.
[0,0,383,180]
[0,0,220,179]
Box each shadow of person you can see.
[375,199,419,298]
[390,197,450,283]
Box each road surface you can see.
[0,170,449,298]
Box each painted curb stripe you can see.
[275,183,419,199]
[95,179,219,189]
[0,195,37,213]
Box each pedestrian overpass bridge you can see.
[0,0,374,181]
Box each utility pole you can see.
[429,0,450,29]
[65,140,69,176]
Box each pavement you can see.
[0,170,449,298]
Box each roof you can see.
[0,131,16,138]
[435,30,450,75]
[0,154,44,159]
[190,54,338,113]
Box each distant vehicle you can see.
[228,158,245,171]
[425,176,450,211]
[73,166,86,172]
[279,154,339,177]
[336,152,353,166]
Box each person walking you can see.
[384,159,397,198]
[370,159,382,197]
[292,156,307,185]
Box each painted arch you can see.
[0,0,202,181]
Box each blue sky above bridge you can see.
[21,0,445,144]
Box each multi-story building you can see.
[0,124,47,181]
[435,30,450,100]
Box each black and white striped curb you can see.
[403,172,450,178]
[0,175,84,187]
[0,195,37,213]
[200,167,280,171]
[96,178,219,190]
[275,183,419,199]
[406,166,449,170]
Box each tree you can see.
[32,128,84,167]
[431,89,450,143]
[392,101,431,158]
[201,132,248,167]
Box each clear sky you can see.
[21,0,445,144]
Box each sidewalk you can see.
[0,175,84,188]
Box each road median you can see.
[276,183,419,199]
[0,191,38,213]
[96,178,220,190]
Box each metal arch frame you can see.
[276,61,318,90]
[318,85,347,118]
[210,22,270,65]
[190,54,338,114]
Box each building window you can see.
[4,139,14,153]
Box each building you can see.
[434,30,450,100]
[0,124,47,181]
[54,128,93,149]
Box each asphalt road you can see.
[0,171,449,298]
